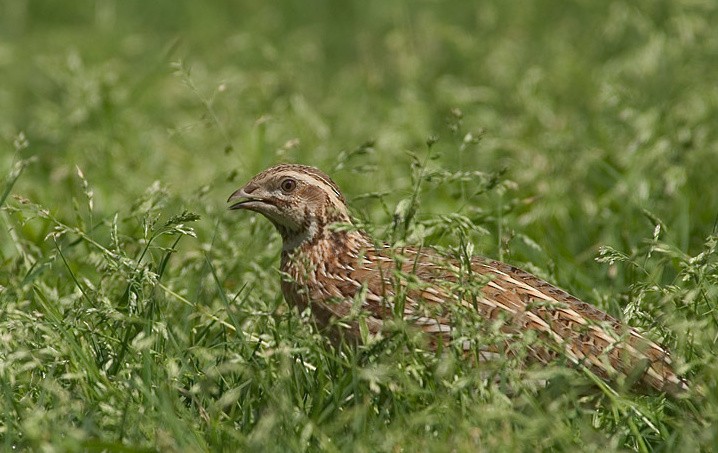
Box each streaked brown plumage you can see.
[228,164,688,393]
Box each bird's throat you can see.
[281,222,321,252]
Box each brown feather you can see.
[230,164,688,394]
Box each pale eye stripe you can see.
[288,172,348,211]
[316,176,342,198]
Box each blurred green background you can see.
[4,0,716,230]
[2,0,718,451]
[4,0,718,296]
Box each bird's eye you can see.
[280,178,297,193]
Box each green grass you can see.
[2,0,718,450]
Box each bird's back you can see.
[467,255,685,392]
[285,241,687,393]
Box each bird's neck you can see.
[279,221,321,252]
[278,203,363,253]
[280,222,371,263]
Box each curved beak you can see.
[227,187,271,210]
[227,188,254,210]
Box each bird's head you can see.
[228,164,352,249]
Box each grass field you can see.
[2,0,718,451]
